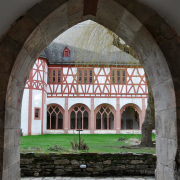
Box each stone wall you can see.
[20,153,156,177]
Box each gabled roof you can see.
[40,20,140,66]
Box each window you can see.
[47,105,63,129]
[117,70,120,84]
[79,70,82,83]
[48,69,61,83]
[96,106,114,130]
[63,47,69,57]
[84,70,87,84]
[111,69,126,84]
[122,70,126,84]
[70,105,89,130]
[89,70,93,84]
[47,70,50,83]
[52,70,56,83]
[34,108,40,120]
[58,70,61,83]
[112,70,115,84]
[78,69,93,84]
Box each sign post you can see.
[76,129,83,150]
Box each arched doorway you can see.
[69,104,90,130]
[1,0,179,179]
[47,104,64,130]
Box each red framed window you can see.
[48,69,61,84]
[63,47,69,57]
[34,108,41,120]
[111,69,126,84]
[78,68,93,84]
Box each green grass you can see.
[21,134,156,154]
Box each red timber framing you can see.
[26,58,48,135]
[46,65,148,98]
[25,58,47,91]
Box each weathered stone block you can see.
[115,9,142,45]
[6,76,24,110]
[103,160,111,165]
[126,0,155,24]
[96,0,125,32]
[153,78,176,112]
[54,169,66,175]
[0,37,22,74]
[24,26,47,59]
[130,160,143,165]
[130,26,158,62]
[27,0,67,24]
[71,160,79,165]
[39,3,68,45]
[8,15,37,45]
[68,0,83,16]
[54,159,70,164]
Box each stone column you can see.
[116,98,120,134]
[64,98,68,134]
[90,98,94,134]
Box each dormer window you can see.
[63,47,69,57]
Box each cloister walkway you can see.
[21,177,155,180]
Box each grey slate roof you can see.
[40,20,140,66]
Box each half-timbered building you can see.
[21,21,148,135]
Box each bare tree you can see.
[140,75,155,147]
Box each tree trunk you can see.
[140,75,155,147]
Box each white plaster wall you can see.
[45,130,64,134]
[94,98,116,110]
[145,98,148,108]
[120,98,142,110]
[68,130,90,134]
[68,98,91,110]
[46,98,65,109]
[120,130,141,134]
[21,89,29,136]
[94,130,116,134]
[31,90,42,135]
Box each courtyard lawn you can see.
[21,134,156,154]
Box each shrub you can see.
[71,138,89,150]
[21,146,42,153]
[47,145,67,152]
[117,137,128,141]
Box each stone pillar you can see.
[64,98,68,134]
[116,98,120,134]
[141,98,146,130]
[90,98,94,134]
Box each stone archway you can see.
[0,0,179,179]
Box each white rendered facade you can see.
[21,58,148,136]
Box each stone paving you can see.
[21,177,155,180]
